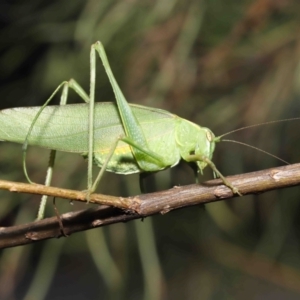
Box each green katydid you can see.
[1,41,293,219]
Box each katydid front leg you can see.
[186,154,242,196]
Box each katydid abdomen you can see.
[0,102,215,175]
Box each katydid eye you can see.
[206,131,212,142]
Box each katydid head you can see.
[175,118,216,173]
[194,128,216,172]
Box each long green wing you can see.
[0,103,181,174]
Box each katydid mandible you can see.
[0,41,240,214]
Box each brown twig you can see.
[0,180,134,209]
[0,163,300,249]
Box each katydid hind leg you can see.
[26,80,90,220]
[36,150,57,220]
[83,41,127,199]
[84,41,170,200]
[84,42,106,200]
[23,82,68,185]
[36,83,70,220]
[86,44,97,198]
[23,78,90,186]
[92,41,169,171]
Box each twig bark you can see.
[0,163,300,249]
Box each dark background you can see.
[0,0,300,299]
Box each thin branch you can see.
[0,181,132,209]
[0,163,300,249]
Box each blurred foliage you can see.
[1,0,300,299]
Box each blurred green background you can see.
[1,0,300,299]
